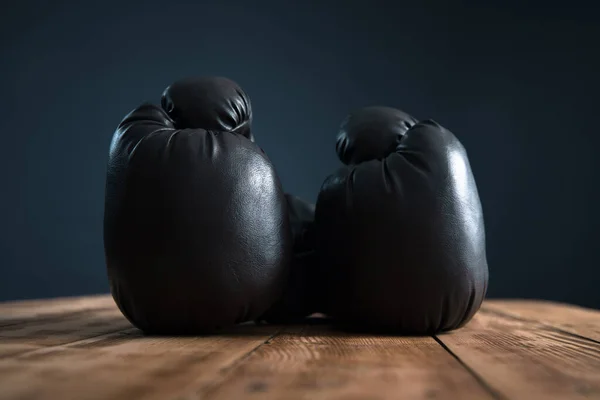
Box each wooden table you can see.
[0,296,599,400]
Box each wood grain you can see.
[0,323,279,400]
[0,303,131,357]
[484,300,600,343]
[1,296,599,400]
[0,294,117,327]
[437,309,600,400]
[187,324,495,400]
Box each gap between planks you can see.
[0,324,282,400]
[186,323,496,400]
[482,302,600,345]
[186,327,284,399]
[435,308,600,400]
[1,297,600,400]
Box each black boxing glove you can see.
[315,106,489,334]
[257,194,325,323]
[103,77,292,334]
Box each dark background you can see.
[2,1,599,308]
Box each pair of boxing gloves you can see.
[103,76,489,335]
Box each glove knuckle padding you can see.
[104,82,291,334]
[316,113,488,334]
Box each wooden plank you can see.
[0,294,116,327]
[188,323,495,400]
[437,310,600,400]
[2,296,598,399]
[0,323,279,400]
[0,306,131,356]
[0,343,41,358]
[484,300,600,342]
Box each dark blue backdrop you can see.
[2,1,599,308]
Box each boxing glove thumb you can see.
[335,106,418,165]
[161,76,253,140]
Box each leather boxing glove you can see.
[315,106,489,334]
[103,77,292,334]
[258,194,324,323]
